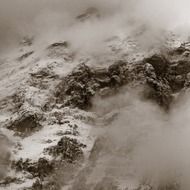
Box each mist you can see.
[1,0,190,52]
[0,133,11,180]
[85,89,190,189]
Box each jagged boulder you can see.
[144,50,190,108]
[144,54,169,77]
[145,63,173,110]
[55,64,96,109]
[6,112,42,137]
[108,60,128,86]
[45,137,86,163]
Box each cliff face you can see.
[1,6,190,190]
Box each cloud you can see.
[1,0,190,52]
[87,88,190,188]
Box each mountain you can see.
[0,6,190,190]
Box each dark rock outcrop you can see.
[55,62,129,110]
[55,64,95,109]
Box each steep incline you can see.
[0,8,190,190]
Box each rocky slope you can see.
[0,8,190,190]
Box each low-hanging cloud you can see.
[1,0,190,52]
[83,89,190,189]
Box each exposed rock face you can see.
[54,53,187,111]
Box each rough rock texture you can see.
[54,52,190,111]
[55,63,97,109]
[54,61,130,110]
